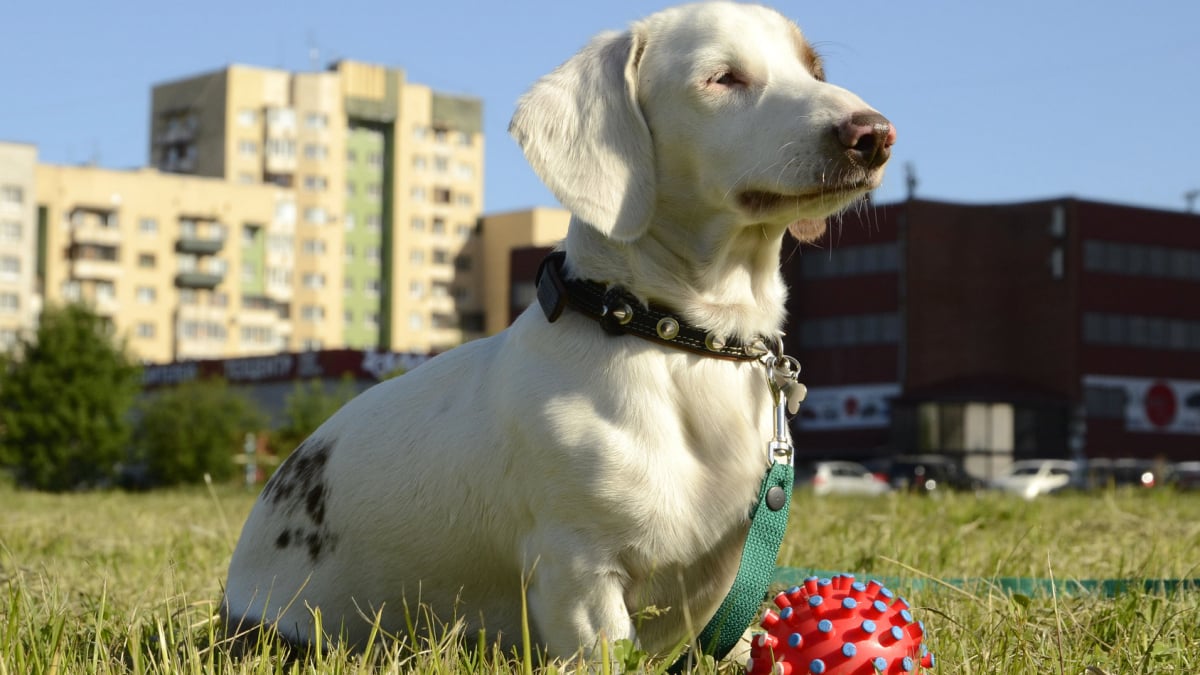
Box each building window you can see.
[411,187,427,202]
[409,312,423,330]
[303,143,328,160]
[345,243,356,262]
[302,273,326,289]
[365,278,381,296]
[0,255,20,279]
[366,183,382,201]
[1,185,24,206]
[266,138,296,158]
[413,156,427,171]
[301,305,325,322]
[455,193,473,207]
[432,249,448,265]
[365,246,381,264]
[301,338,323,351]
[434,156,449,173]
[454,255,472,272]
[411,217,425,232]
[347,149,357,163]
[242,261,256,283]
[365,214,382,232]
[0,220,21,241]
[302,238,326,255]
[238,140,258,157]
[136,322,156,339]
[304,112,329,130]
[410,249,425,265]
[303,175,328,191]
[0,292,18,313]
[135,286,156,304]
[457,131,472,147]
[237,108,258,126]
[413,126,427,141]
[431,217,446,235]
[433,188,451,204]
[139,218,158,235]
[367,152,384,168]
[410,281,424,298]
[304,207,328,225]
[1083,312,1200,351]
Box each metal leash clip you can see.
[761,336,804,466]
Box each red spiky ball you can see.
[746,574,935,675]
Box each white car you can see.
[991,459,1080,499]
[798,461,892,496]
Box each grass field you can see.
[2,479,1198,674]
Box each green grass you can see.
[1,480,1198,673]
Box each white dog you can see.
[222,1,894,662]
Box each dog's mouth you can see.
[738,179,878,214]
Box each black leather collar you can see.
[535,251,774,362]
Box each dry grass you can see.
[2,478,1198,673]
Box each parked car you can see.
[991,459,1080,499]
[1080,458,1161,490]
[884,454,985,494]
[796,461,891,496]
[1168,461,1200,491]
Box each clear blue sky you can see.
[3,0,1199,214]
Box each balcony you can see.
[175,236,225,255]
[71,258,121,281]
[175,271,224,289]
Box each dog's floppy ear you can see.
[509,29,654,242]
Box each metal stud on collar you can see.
[705,332,726,352]
[656,316,680,340]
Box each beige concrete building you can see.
[478,207,571,335]
[148,60,485,352]
[0,142,39,351]
[36,164,295,363]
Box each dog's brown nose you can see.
[835,112,895,169]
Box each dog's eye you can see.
[714,72,741,86]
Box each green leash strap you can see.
[774,568,1200,598]
[673,461,793,670]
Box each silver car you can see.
[991,459,1080,499]
[797,460,892,496]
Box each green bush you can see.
[272,374,360,457]
[0,303,141,491]
[133,377,266,486]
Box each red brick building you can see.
[511,198,1200,476]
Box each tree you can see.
[272,375,361,457]
[132,377,267,486]
[0,303,141,491]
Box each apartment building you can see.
[477,207,570,335]
[0,142,39,351]
[36,164,295,363]
[148,60,484,352]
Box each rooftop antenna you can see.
[307,32,320,71]
[1186,189,1200,213]
[904,162,918,200]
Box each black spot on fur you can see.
[259,438,337,562]
[305,532,324,560]
[305,484,326,525]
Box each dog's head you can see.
[509,2,894,245]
